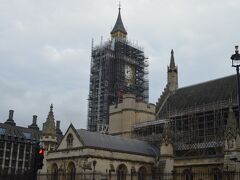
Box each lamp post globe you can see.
[231,45,240,128]
[231,46,240,67]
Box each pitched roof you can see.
[111,8,127,35]
[76,129,159,156]
[160,75,237,115]
[0,123,41,141]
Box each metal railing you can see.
[33,171,240,180]
[1,170,240,180]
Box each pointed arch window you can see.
[138,166,147,180]
[67,162,76,180]
[67,133,73,148]
[51,163,58,180]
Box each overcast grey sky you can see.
[0,0,239,132]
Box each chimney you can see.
[9,110,14,120]
[56,121,60,129]
[56,120,62,135]
[5,110,16,126]
[32,115,37,125]
[28,115,39,130]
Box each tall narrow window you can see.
[138,166,147,180]
[67,162,76,180]
[67,134,73,148]
[51,163,58,180]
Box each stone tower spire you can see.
[170,49,175,69]
[42,104,56,137]
[167,49,178,92]
[41,104,57,151]
[40,104,58,173]
[111,6,127,39]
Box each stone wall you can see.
[109,94,155,137]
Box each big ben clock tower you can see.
[87,7,149,132]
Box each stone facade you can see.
[40,104,59,173]
[109,94,155,137]
[107,49,240,177]
[44,124,156,179]
[0,110,41,175]
[36,46,240,180]
[41,50,240,180]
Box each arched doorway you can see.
[117,164,128,180]
[138,166,147,180]
[67,162,76,180]
[51,163,58,180]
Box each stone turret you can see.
[156,50,178,117]
[41,104,57,151]
[40,104,58,173]
[42,104,56,137]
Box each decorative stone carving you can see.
[161,122,173,146]
[42,104,57,137]
[224,104,240,151]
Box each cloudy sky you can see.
[0,0,239,132]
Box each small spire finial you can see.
[111,2,127,37]
[170,49,175,68]
[118,1,121,11]
[50,104,53,112]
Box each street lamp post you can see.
[231,45,240,128]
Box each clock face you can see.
[125,65,135,85]
[125,65,132,79]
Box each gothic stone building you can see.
[132,50,240,177]
[44,124,158,180]
[42,52,239,179]
[87,7,149,132]
[0,110,41,175]
[0,105,63,176]
[41,76,240,180]
[42,7,240,180]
